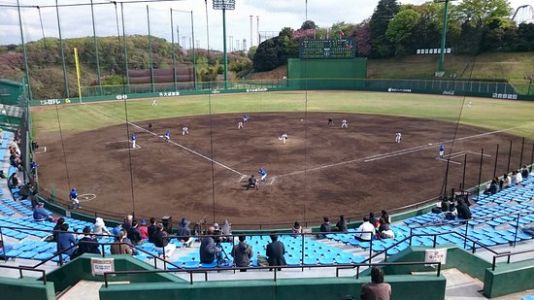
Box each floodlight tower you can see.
[212,0,235,90]
[435,0,458,74]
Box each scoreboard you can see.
[299,39,356,59]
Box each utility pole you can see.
[249,15,253,48]
[436,0,458,75]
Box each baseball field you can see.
[30,91,534,227]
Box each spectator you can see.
[521,165,529,179]
[456,201,472,220]
[8,173,21,189]
[291,221,303,235]
[147,217,158,243]
[369,212,379,228]
[380,210,391,224]
[153,223,176,257]
[484,178,498,195]
[499,174,509,190]
[266,234,286,271]
[361,267,391,300]
[122,215,133,232]
[319,217,331,238]
[445,204,457,220]
[53,217,65,241]
[231,235,252,272]
[440,198,449,213]
[355,217,375,242]
[57,223,77,258]
[33,203,54,222]
[138,219,149,240]
[200,226,221,264]
[221,219,232,241]
[111,231,133,255]
[177,218,192,247]
[128,220,143,245]
[336,215,348,232]
[93,217,111,235]
[72,226,100,259]
[378,218,394,239]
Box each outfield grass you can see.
[31,90,534,139]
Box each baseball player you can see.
[328,118,334,126]
[164,129,171,143]
[148,123,153,131]
[70,187,80,209]
[131,133,137,149]
[341,119,348,128]
[395,132,402,143]
[182,126,189,136]
[258,167,268,182]
[152,99,158,106]
[246,175,258,190]
[278,133,288,144]
[243,114,249,123]
[237,120,244,129]
[439,143,445,158]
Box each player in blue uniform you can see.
[131,133,137,149]
[258,167,268,182]
[164,129,171,143]
[70,188,80,209]
[439,143,445,158]
[243,114,249,123]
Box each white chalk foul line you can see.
[436,157,463,165]
[128,122,246,177]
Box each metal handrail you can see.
[0,265,47,285]
[491,248,534,271]
[102,261,442,287]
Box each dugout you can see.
[287,58,367,90]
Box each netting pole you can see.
[461,154,467,191]
[55,0,70,98]
[170,9,177,91]
[16,0,32,100]
[54,102,72,199]
[204,0,210,57]
[90,0,103,96]
[36,6,48,50]
[519,137,525,168]
[530,142,534,172]
[477,148,484,195]
[493,144,499,178]
[191,10,197,90]
[443,159,450,197]
[507,140,513,173]
[120,2,130,93]
[146,5,155,93]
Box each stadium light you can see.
[435,0,458,75]
[212,0,236,90]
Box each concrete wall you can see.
[0,277,55,300]
[483,258,534,298]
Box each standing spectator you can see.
[200,226,221,264]
[291,221,303,235]
[57,223,77,258]
[319,217,331,238]
[177,218,192,247]
[154,223,176,257]
[361,267,391,300]
[231,235,252,272]
[147,217,158,243]
[336,215,348,232]
[355,217,375,242]
[93,217,111,235]
[128,220,142,245]
[266,234,286,271]
[72,226,100,259]
[138,219,149,240]
[53,217,65,242]
[111,231,133,255]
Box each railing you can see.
[102,261,443,287]
[491,248,534,271]
[0,265,47,285]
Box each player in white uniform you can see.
[182,126,189,136]
[238,121,244,129]
[341,120,348,128]
[395,132,402,143]
[152,99,158,106]
[278,133,288,144]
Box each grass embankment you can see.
[31,91,534,139]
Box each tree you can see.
[457,0,512,25]
[354,21,371,56]
[301,20,317,30]
[369,0,400,58]
[253,39,280,72]
[386,9,420,55]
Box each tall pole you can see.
[120,3,130,93]
[191,10,197,90]
[461,153,467,191]
[56,0,70,98]
[507,140,513,173]
[222,8,228,90]
[493,144,499,178]
[16,0,32,100]
[305,0,308,20]
[147,5,155,93]
[90,0,103,96]
[437,0,456,73]
[249,15,253,48]
[73,48,82,103]
[205,0,210,56]
[256,16,260,45]
[477,148,484,195]
[170,9,177,91]
[519,137,525,168]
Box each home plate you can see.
[238,175,247,182]
[428,143,433,146]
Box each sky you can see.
[0,0,531,50]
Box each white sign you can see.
[425,248,447,265]
[158,91,180,97]
[115,94,128,100]
[492,93,518,100]
[91,258,115,276]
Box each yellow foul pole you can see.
[74,47,82,103]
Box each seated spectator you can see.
[445,204,457,220]
[122,215,133,232]
[8,173,21,189]
[378,218,394,239]
[138,219,149,240]
[127,220,143,245]
[456,202,472,220]
[147,217,158,243]
[521,165,529,179]
[499,174,509,190]
[484,178,498,195]
[111,231,133,255]
[200,226,221,264]
[221,219,232,242]
[153,223,176,257]
[515,170,523,185]
[361,267,391,300]
[369,212,380,228]
[93,217,111,235]
[380,210,391,224]
[336,215,348,232]
[53,217,65,241]
[177,218,193,247]
[291,221,303,235]
[231,235,252,272]
[71,226,100,259]
[33,203,54,222]
[319,217,331,238]
[57,223,77,258]
[440,198,449,213]
[266,234,286,271]
[355,217,375,242]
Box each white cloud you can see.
[0,0,531,49]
